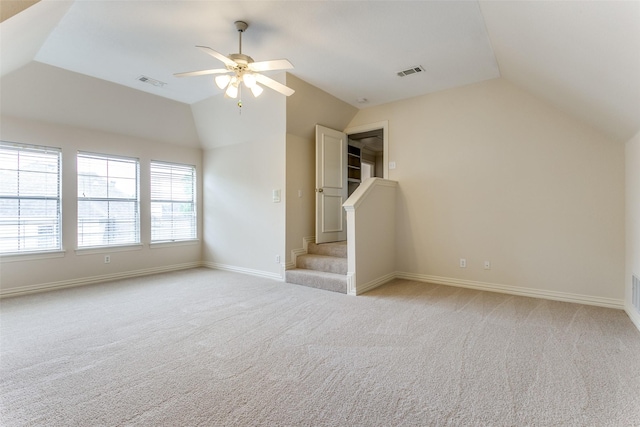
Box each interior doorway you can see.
[314,121,388,244]
[344,121,388,196]
[345,121,388,178]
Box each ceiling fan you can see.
[174,20,295,100]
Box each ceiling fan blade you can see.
[174,69,230,78]
[254,73,295,96]
[196,45,237,68]
[248,59,294,72]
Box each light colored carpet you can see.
[1,268,639,426]
[285,268,348,294]
[286,242,348,293]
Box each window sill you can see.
[75,244,144,256]
[150,239,200,249]
[0,250,66,263]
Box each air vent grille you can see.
[397,65,425,77]
[137,75,167,87]
[633,274,640,313]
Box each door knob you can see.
[316,188,324,193]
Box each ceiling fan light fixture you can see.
[225,85,238,98]
[250,84,264,98]
[225,77,239,98]
[243,72,257,88]
[215,74,231,89]
[175,20,295,104]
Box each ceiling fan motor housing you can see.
[228,53,253,70]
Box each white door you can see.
[315,125,347,243]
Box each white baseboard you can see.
[347,272,356,295]
[625,304,640,332]
[287,236,315,271]
[7,261,626,318]
[303,236,315,250]
[354,272,396,295]
[203,261,283,281]
[0,262,202,298]
[286,249,304,270]
[395,272,625,310]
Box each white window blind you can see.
[150,161,196,242]
[77,152,140,248]
[0,141,62,254]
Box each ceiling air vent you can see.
[397,65,425,77]
[137,75,167,87]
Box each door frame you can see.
[344,120,389,179]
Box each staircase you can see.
[285,241,348,293]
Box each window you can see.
[77,152,139,248]
[0,142,62,254]
[150,161,196,242]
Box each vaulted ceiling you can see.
[1,0,639,143]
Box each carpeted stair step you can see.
[285,269,347,294]
[296,253,347,275]
[308,241,347,258]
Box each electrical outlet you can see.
[104,255,111,264]
[275,255,280,263]
[484,261,491,270]
[459,258,466,268]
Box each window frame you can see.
[0,141,62,255]
[76,151,140,249]
[150,160,197,244]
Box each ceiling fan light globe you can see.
[215,74,231,89]
[243,73,257,88]
[226,83,239,98]
[250,84,264,98]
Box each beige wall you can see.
[1,62,200,148]
[0,73,629,306]
[344,179,397,294]
[348,78,625,301]
[285,133,315,264]
[0,115,203,294]
[285,74,358,261]
[626,130,640,326]
[196,89,287,278]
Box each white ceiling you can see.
[1,0,639,142]
[31,0,500,106]
[480,0,640,143]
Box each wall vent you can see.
[137,75,167,87]
[397,65,425,77]
[633,274,640,313]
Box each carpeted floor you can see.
[1,268,639,426]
